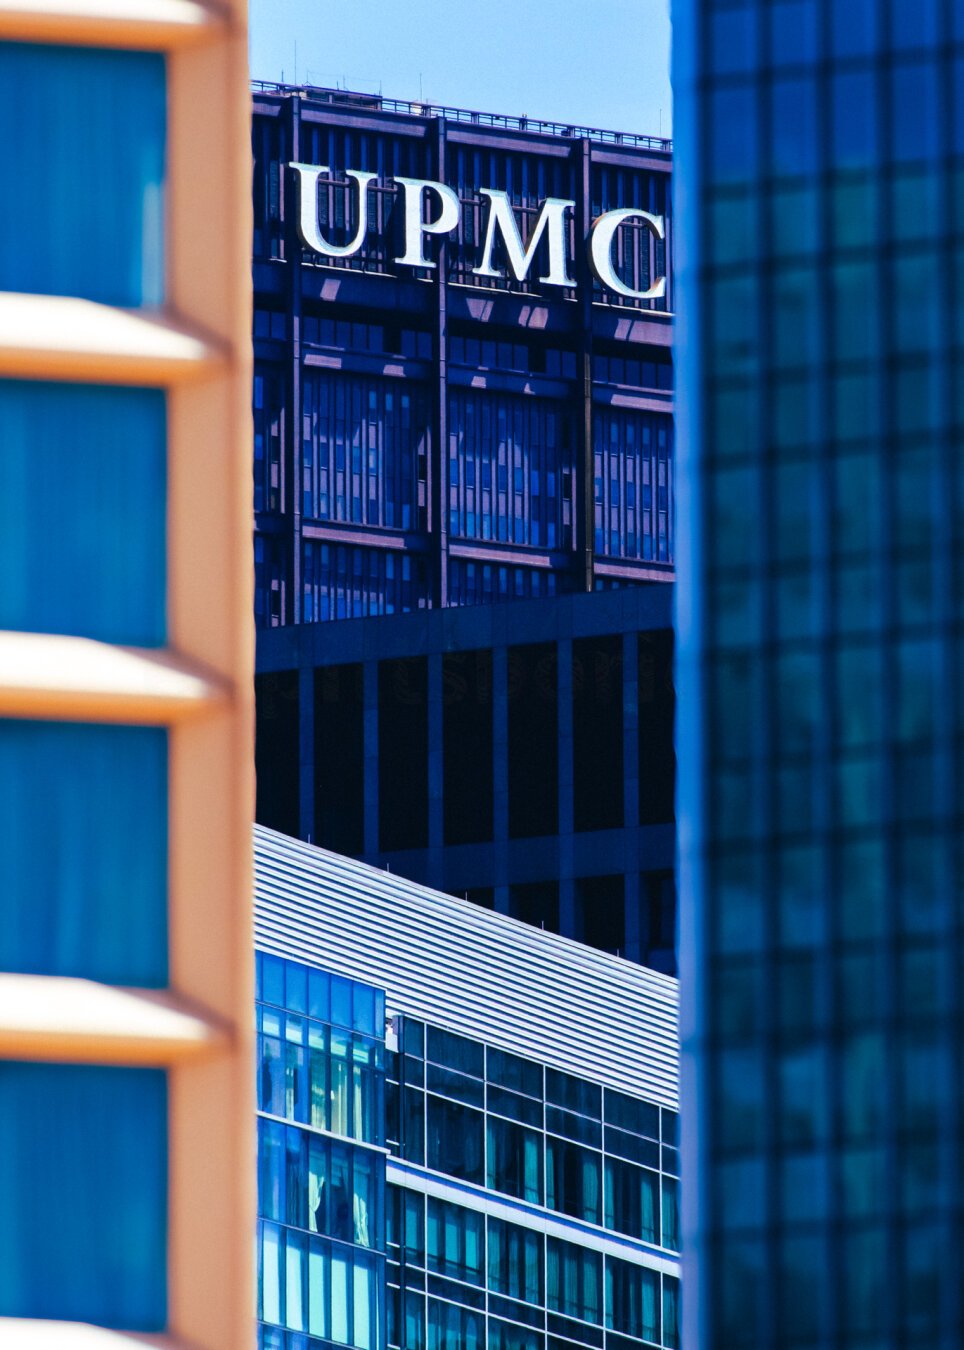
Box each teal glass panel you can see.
[0,381,166,645]
[0,1063,166,1328]
[0,721,167,985]
[0,43,165,305]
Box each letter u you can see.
[289,162,377,258]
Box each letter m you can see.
[473,190,575,287]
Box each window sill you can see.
[0,0,225,50]
[0,631,226,724]
[0,293,223,385]
[0,974,228,1065]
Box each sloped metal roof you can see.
[255,825,679,1108]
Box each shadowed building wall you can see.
[674,2,964,1347]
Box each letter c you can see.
[589,208,666,301]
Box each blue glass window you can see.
[259,1222,379,1347]
[257,1008,383,1145]
[0,381,166,645]
[769,1,817,68]
[428,1299,483,1349]
[711,87,758,186]
[0,720,167,985]
[605,1256,659,1343]
[831,72,878,170]
[709,7,757,75]
[546,1136,602,1224]
[891,62,939,163]
[547,1237,602,1325]
[770,80,818,178]
[426,1197,484,1286]
[487,1115,543,1204]
[426,1096,484,1185]
[829,0,877,56]
[0,44,165,305]
[487,1217,544,1306]
[663,1272,681,1349]
[604,1157,659,1244]
[0,1063,166,1327]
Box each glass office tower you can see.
[674,2,964,1348]
[255,826,681,1350]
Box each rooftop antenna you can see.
[294,40,298,85]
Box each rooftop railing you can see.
[251,80,673,153]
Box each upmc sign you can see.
[289,163,667,301]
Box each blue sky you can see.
[249,0,673,138]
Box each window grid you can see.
[593,410,673,562]
[448,390,574,550]
[302,371,429,530]
[301,542,430,623]
[256,953,388,1350]
[387,1017,680,1255]
[386,1187,680,1350]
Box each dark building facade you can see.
[253,85,676,970]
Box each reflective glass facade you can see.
[257,950,680,1350]
[674,2,964,1347]
[257,952,388,1349]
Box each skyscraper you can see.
[252,85,678,967]
[674,2,964,1347]
[0,7,254,1345]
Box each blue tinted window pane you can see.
[285,960,307,1014]
[710,8,757,74]
[771,80,817,177]
[0,44,165,305]
[830,0,878,55]
[711,87,758,185]
[891,0,939,49]
[769,1,817,66]
[309,967,331,1021]
[0,382,166,645]
[263,954,285,1007]
[353,982,376,1035]
[0,721,167,985]
[0,1063,166,1328]
[831,72,878,169]
[891,63,939,163]
[331,975,353,1029]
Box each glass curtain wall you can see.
[258,956,680,1350]
[257,953,387,1350]
[388,1018,680,1256]
[674,1,964,1348]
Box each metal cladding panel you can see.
[255,824,679,1107]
